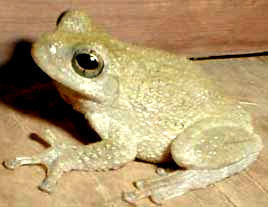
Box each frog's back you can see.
[110,45,249,163]
[115,45,230,128]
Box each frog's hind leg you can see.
[123,152,259,205]
[123,119,262,205]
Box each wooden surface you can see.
[0,46,268,207]
[1,0,268,65]
[1,1,268,207]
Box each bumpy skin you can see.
[3,10,262,205]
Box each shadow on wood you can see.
[0,40,100,144]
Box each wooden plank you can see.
[1,0,268,64]
[1,51,268,207]
[215,166,268,207]
[1,2,268,206]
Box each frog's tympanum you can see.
[4,11,262,205]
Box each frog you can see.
[3,10,263,206]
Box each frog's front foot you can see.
[3,129,84,193]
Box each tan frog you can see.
[3,10,262,205]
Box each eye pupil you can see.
[72,49,104,78]
[75,53,99,70]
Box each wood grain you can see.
[0,1,268,207]
[1,0,268,64]
[0,45,268,207]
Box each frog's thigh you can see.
[171,118,262,170]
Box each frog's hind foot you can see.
[123,170,198,205]
[123,152,259,205]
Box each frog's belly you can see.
[136,138,174,163]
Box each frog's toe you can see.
[149,194,162,205]
[123,187,164,206]
[122,191,139,205]
[155,167,168,176]
[3,159,18,170]
[39,179,55,193]
[134,180,146,190]
[3,156,41,170]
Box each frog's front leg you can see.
[3,129,137,193]
[124,118,262,205]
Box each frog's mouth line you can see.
[53,81,102,105]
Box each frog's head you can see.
[32,10,121,105]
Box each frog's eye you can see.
[72,50,104,78]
